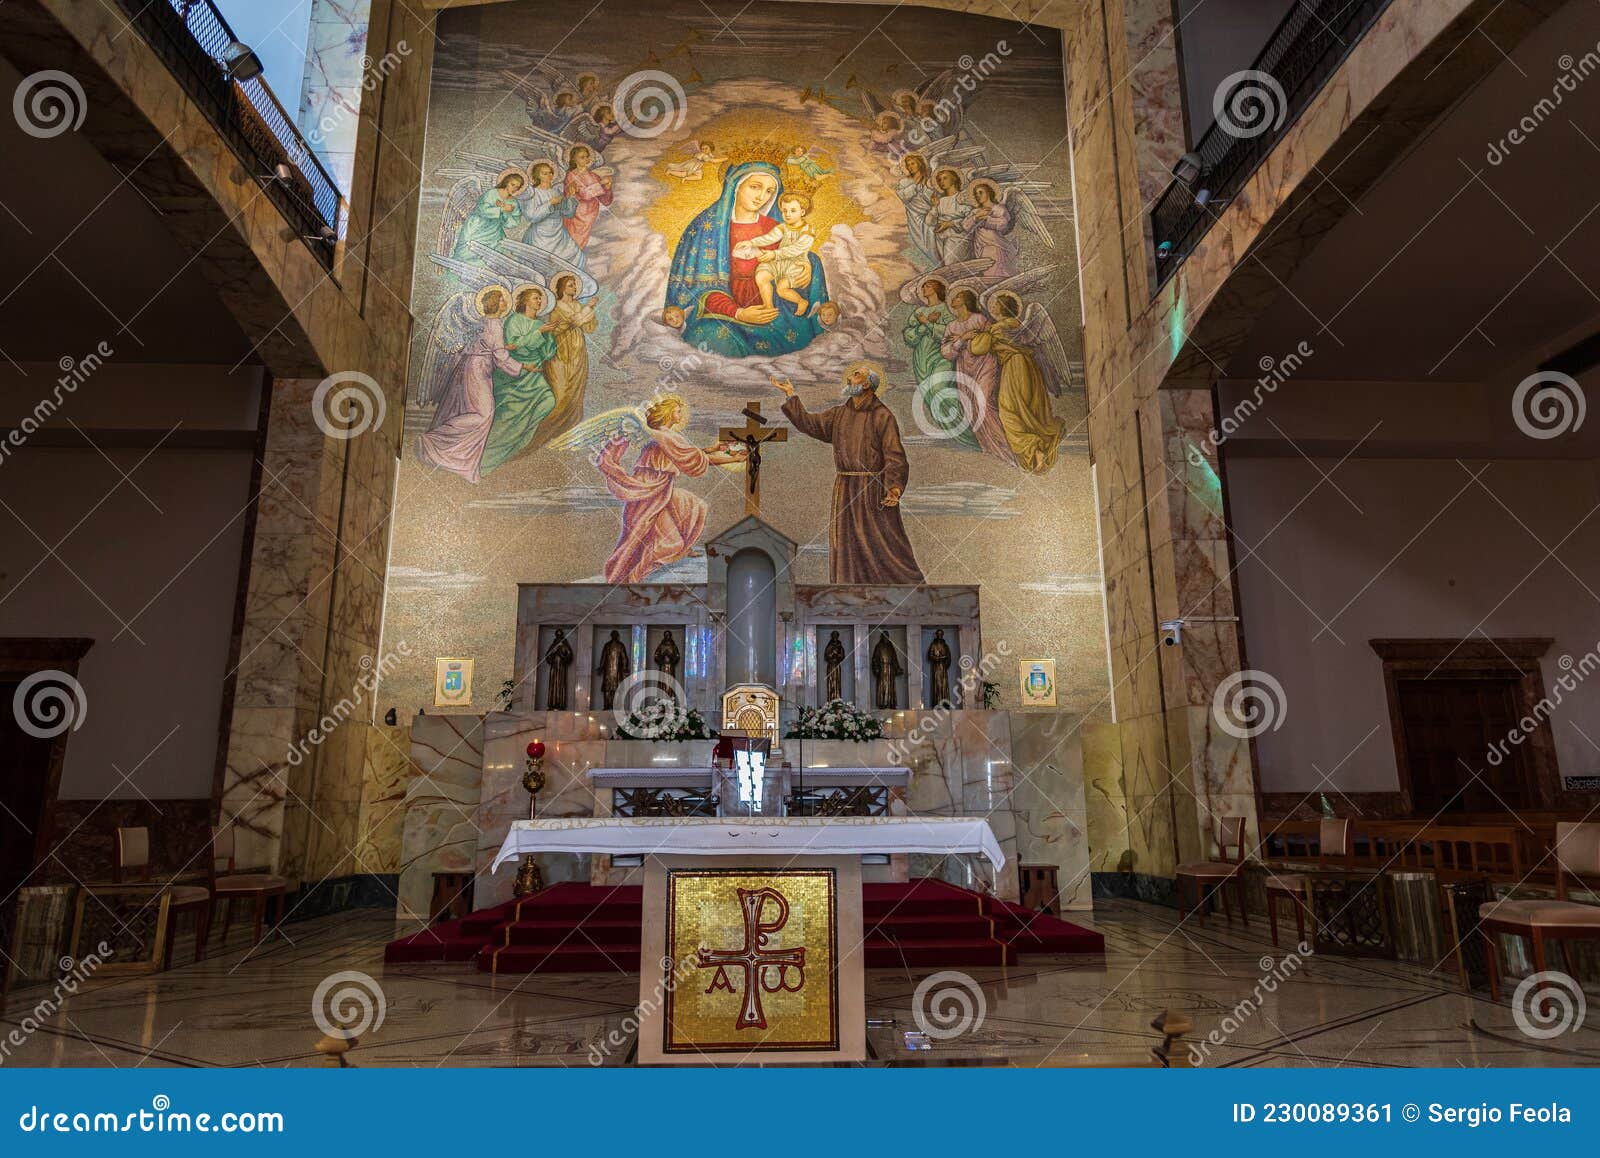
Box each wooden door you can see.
[1394,676,1532,813]
[0,678,59,985]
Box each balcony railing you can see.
[1150,0,1394,285]
[118,0,343,269]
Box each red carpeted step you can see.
[385,877,1103,971]
[502,918,643,947]
[478,943,642,973]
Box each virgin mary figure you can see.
[664,160,830,358]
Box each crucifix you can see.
[718,401,788,518]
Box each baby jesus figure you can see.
[731,192,818,317]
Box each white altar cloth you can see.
[492,816,1005,872]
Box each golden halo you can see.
[970,178,1002,203]
[495,166,525,188]
[510,280,552,316]
[525,157,559,183]
[844,359,888,389]
[475,284,512,316]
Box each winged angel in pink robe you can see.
[550,395,746,583]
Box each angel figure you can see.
[563,145,613,249]
[414,284,555,482]
[969,278,1071,474]
[539,272,597,444]
[452,170,525,259]
[786,144,834,182]
[962,179,1018,278]
[899,261,993,450]
[549,395,747,583]
[666,139,728,181]
[939,284,1013,465]
[893,153,939,265]
[927,168,972,265]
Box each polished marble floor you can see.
[3,898,1597,1067]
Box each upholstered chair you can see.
[1480,821,1600,1000]
[207,825,293,948]
[113,826,211,967]
[1175,817,1250,927]
[1263,817,1351,947]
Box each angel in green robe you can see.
[902,277,978,450]
[452,172,526,259]
[480,285,558,475]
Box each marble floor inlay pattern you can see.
[3,899,1596,1067]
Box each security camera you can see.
[1160,619,1185,648]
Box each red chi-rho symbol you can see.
[696,886,806,1030]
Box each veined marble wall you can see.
[396,708,1093,920]
[298,0,373,197]
[1065,0,1539,874]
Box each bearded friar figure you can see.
[773,364,924,585]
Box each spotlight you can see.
[302,223,338,245]
[261,161,293,186]
[1172,151,1203,188]
[1193,187,1213,208]
[221,42,263,83]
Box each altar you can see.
[396,498,1097,928]
[490,816,1004,1063]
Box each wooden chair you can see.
[207,825,292,949]
[1176,817,1249,927]
[113,827,210,968]
[1480,821,1600,1000]
[1264,818,1351,947]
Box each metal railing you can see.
[117,0,343,268]
[1150,0,1394,285]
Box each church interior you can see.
[1,0,1599,1070]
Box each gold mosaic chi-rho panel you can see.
[663,868,838,1053]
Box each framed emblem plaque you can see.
[637,855,864,1064]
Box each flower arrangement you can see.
[614,698,717,741]
[784,699,884,741]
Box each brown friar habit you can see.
[782,390,925,585]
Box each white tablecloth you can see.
[491,816,1005,872]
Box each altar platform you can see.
[385,877,1104,973]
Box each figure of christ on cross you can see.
[695,886,806,1030]
[718,402,789,519]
